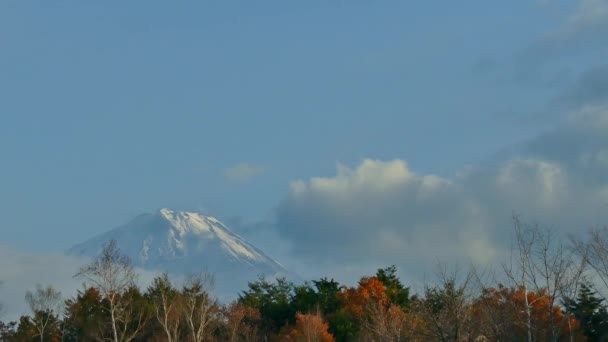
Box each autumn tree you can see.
[472,284,518,340]
[24,284,62,342]
[474,284,581,341]
[223,301,261,342]
[338,276,417,341]
[286,312,335,342]
[339,277,387,318]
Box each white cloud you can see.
[273,107,608,284]
[223,163,263,182]
[276,160,495,281]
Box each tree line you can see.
[3,217,608,341]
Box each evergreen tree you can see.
[312,278,341,315]
[239,276,295,335]
[565,282,608,341]
[291,282,319,314]
[375,265,412,309]
[63,287,110,341]
[10,315,44,342]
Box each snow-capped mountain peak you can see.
[67,209,287,287]
[154,208,273,264]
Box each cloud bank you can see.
[273,107,608,283]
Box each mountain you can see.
[67,208,288,295]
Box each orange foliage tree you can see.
[224,302,261,342]
[338,277,421,341]
[338,277,388,318]
[286,313,335,342]
[473,284,581,341]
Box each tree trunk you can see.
[110,307,119,342]
[525,286,532,342]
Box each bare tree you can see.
[536,228,586,342]
[502,216,536,342]
[148,273,182,342]
[418,265,476,342]
[360,302,410,342]
[181,273,220,342]
[503,216,586,342]
[25,284,62,342]
[75,239,145,342]
[572,227,608,296]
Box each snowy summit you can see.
[67,209,287,293]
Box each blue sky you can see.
[3,0,608,319]
[1,0,608,267]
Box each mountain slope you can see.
[67,209,288,294]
